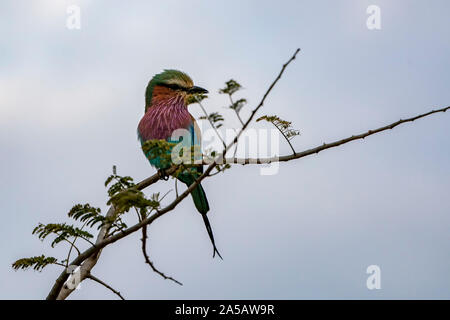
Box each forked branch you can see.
[141,224,183,286]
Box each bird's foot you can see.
[157,169,170,181]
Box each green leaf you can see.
[12,255,59,272]
[186,93,208,105]
[33,223,93,247]
[215,163,231,173]
[68,204,106,229]
[219,79,242,96]
[199,112,224,128]
[256,115,301,140]
[107,187,160,217]
[229,98,247,113]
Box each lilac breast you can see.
[138,97,192,141]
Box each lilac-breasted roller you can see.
[137,69,222,259]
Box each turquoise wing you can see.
[139,119,202,170]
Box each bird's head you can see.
[144,69,208,112]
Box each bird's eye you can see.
[161,83,185,91]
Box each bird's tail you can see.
[180,176,222,259]
[200,211,223,259]
[189,179,210,214]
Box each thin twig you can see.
[86,273,125,300]
[232,128,239,157]
[54,262,68,268]
[134,207,142,222]
[141,224,183,286]
[273,124,297,155]
[159,189,173,202]
[207,169,223,177]
[174,178,179,198]
[65,221,88,267]
[228,94,245,126]
[48,232,81,269]
[62,239,81,257]
[196,97,226,148]
[228,92,244,157]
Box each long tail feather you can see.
[201,213,223,259]
[178,174,222,259]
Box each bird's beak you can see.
[188,86,209,94]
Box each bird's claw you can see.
[158,169,170,181]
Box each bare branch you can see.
[135,166,178,190]
[221,105,450,164]
[141,224,183,286]
[86,273,125,300]
[174,178,179,198]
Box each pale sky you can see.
[1,0,449,299]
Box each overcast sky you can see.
[1,0,449,299]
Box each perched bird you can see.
[137,69,222,259]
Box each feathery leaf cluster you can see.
[219,79,242,95]
[229,98,247,113]
[257,115,300,140]
[12,255,59,272]
[33,223,93,247]
[105,167,160,222]
[220,79,246,125]
[186,93,208,105]
[68,204,107,229]
[199,112,224,128]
